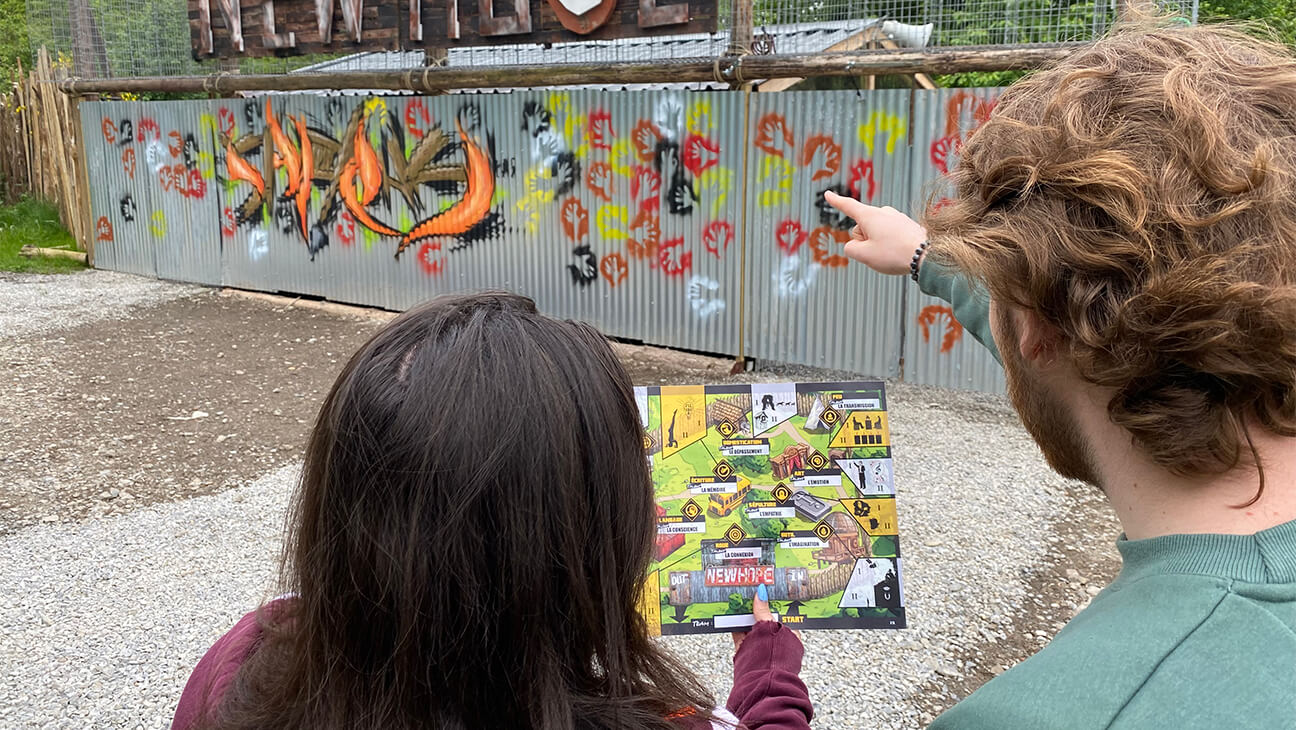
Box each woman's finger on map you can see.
[731,585,775,650]
[753,583,774,623]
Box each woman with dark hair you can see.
[172,292,812,730]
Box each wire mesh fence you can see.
[27,0,1197,79]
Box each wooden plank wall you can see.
[0,48,90,255]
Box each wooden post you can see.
[72,95,94,261]
[730,0,753,54]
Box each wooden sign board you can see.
[190,0,717,58]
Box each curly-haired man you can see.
[828,22,1296,728]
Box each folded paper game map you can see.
[637,381,905,635]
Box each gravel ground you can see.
[0,271,197,339]
[0,271,1121,729]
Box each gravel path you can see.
[0,271,198,339]
[0,271,1120,729]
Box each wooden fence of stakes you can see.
[0,48,92,259]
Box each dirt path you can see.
[0,290,384,532]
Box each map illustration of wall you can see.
[637,381,905,636]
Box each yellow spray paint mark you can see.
[858,111,907,156]
[362,226,379,250]
[687,100,713,135]
[563,112,589,158]
[758,156,793,208]
[149,210,167,238]
[196,151,215,180]
[490,187,508,207]
[595,204,629,241]
[546,92,571,118]
[608,139,636,178]
[198,113,219,140]
[363,97,388,121]
[524,167,557,200]
[697,166,734,218]
[516,190,548,234]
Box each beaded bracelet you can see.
[909,240,930,282]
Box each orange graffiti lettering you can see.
[397,116,495,257]
[340,120,401,237]
[226,140,265,196]
[266,100,303,197]
[293,114,313,241]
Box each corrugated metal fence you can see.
[81,87,1004,392]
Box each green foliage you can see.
[934,70,1028,87]
[0,0,32,83]
[1199,0,1296,46]
[0,196,84,274]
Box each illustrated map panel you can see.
[638,381,905,635]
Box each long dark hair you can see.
[207,292,714,729]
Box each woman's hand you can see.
[823,190,927,277]
[732,583,777,651]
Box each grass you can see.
[0,196,86,274]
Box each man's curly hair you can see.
[925,23,1296,495]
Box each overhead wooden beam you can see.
[59,44,1083,95]
[759,26,938,93]
[758,27,872,93]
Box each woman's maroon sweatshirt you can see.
[172,606,813,730]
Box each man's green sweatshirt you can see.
[917,262,1296,728]
[930,521,1296,728]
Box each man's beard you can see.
[997,310,1103,488]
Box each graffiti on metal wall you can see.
[755,106,907,300]
[91,94,921,305]
[98,114,219,245]
[206,94,738,289]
